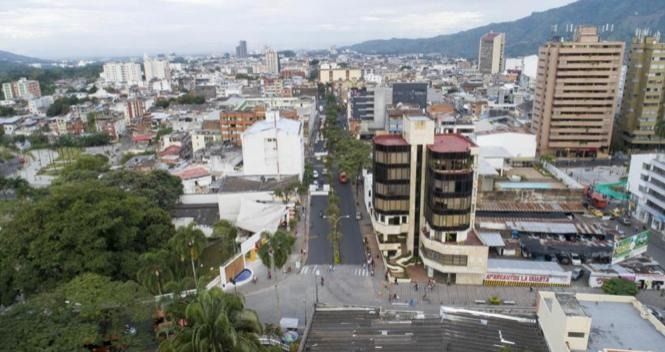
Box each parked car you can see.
[312,170,319,179]
[590,209,604,217]
[570,253,583,266]
[571,268,585,281]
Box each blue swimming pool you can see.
[234,268,253,283]
[496,182,555,190]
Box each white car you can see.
[313,170,319,179]
[570,253,582,266]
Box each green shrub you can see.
[488,296,501,305]
[602,278,638,295]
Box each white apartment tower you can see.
[144,56,172,82]
[102,62,143,85]
[265,49,280,75]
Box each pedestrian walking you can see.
[394,277,398,285]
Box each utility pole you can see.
[188,241,198,289]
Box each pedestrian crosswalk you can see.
[299,265,371,277]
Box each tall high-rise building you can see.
[236,40,248,58]
[1,78,41,100]
[619,34,665,151]
[371,116,487,284]
[144,56,171,82]
[264,48,280,75]
[102,62,143,85]
[478,32,506,74]
[532,26,624,158]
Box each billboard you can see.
[612,231,650,264]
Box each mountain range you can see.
[0,50,50,64]
[347,0,665,57]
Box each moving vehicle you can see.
[355,211,362,220]
[646,305,665,323]
[619,217,632,226]
[313,170,319,179]
[590,208,604,218]
[338,171,348,184]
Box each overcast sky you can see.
[1,0,576,59]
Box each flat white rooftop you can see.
[580,301,665,351]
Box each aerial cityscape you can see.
[2,0,665,351]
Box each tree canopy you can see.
[0,179,175,304]
[258,230,296,270]
[0,273,153,352]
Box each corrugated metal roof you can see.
[478,232,506,247]
[507,221,577,234]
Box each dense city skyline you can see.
[1,0,575,58]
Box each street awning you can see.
[478,232,505,247]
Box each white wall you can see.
[476,132,536,158]
[627,153,658,196]
[241,123,304,180]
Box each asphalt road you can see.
[306,97,364,265]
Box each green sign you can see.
[612,231,650,264]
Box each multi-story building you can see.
[532,26,624,158]
[348,86,392,136]
[371,116,487,284]
[392,82,428,110]
[220,106,266,145]
[319,64,362,84]
[241,110,304,180]
[101,62,143,85]
[2,78,41,100]
[627,153,665,231]
[478,32,506,74]
[264,48,280,75]
[619,34,665,151]
[144,56,171,82]
[236,40,248,58]
[125,98,145,122]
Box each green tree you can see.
[137,249,175,295]
[86,112,97,132]
[211,220,239,262]
[0,274,153,351]
[0,180,175,305]
[169,224,207,288]
[160,288,264,352]
[101,169,183,210]
[57,153,109,183]
[602,278,639,295]
[258,230,296,270]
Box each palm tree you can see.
[169,224,207,289]
[258,230,296,270]
[137,249,175,295]
[161,288,264,352]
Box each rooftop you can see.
[428,133,476,153]
[482,32,503,41]
[580,300,665,351]
[302,306,549,352]
[373,134,408,146]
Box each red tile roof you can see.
[428,134,476,153]
[373,134,408,146]
[159,145,181,157]
[174,166,209,180]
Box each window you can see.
[567,332,585,338]
[445,233,457,243]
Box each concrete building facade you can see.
[241,110,304,180]
[627,153,665,231]
[102,62,143,85]
[2,78,41,100]
[619,34,665,151]
[371,116,487,284]
[319,64,362,84]
[478,32,506,74]
[264,49,280,75]
[532,26,624,158]
[235,40,248,58]
[392,82,428,110]
[144,56,171,82]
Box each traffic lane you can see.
[333,181,365,265]
[307,195,332,265]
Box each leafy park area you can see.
[0,151,291,351]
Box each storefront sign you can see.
[612,231,650,264]
[485,273,570,285]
